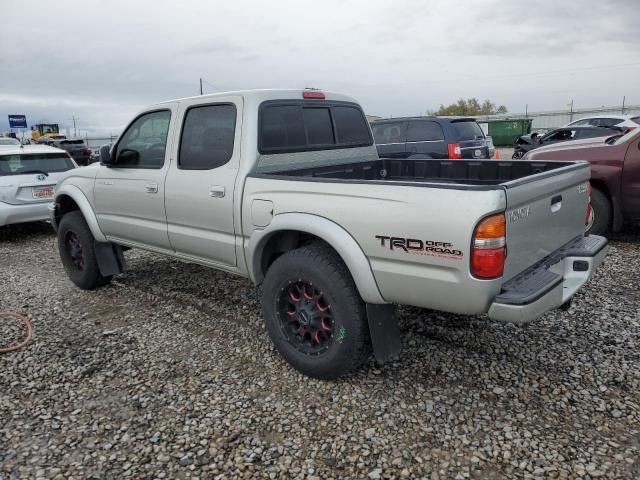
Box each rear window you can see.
[407,120,444,142]
[61,140,84,145]
[452,120,484,141]
[259,101,372,153]
[0,153,75,176]
[631,116,640,124]
[0,137,20,145]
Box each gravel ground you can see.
[1,223,639,479]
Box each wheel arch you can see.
[54,185,107,242]
[248,213,387,305]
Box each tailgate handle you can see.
[551,194,562,213]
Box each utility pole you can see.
[72,116,78,137]
[199,78,203,95]
[525,104,528,119]
[568,99,574,123]
[622,95,626,114]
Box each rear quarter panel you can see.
[243,177,506,314]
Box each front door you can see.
[94,107,176,251]
[164,96,242,267]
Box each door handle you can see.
[145,183,158,194]
[550,194,562,213]
[209,186,225,198]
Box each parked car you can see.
[512,126,623,159]
[0,137,21,147]
[51,139,92,166]
[50,89,607,379]
[565,114,640,130]
[371,117,491,159]
[525,128,640,235]
[0,145,77,227]
[36,134,66,144]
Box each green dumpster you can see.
[482,119,533,147]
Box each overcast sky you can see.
[2,0,639,136]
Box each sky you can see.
[1,0,639,136]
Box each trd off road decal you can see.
[375,236,463,260]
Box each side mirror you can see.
[100,144,113,166]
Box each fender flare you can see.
[247,213,387,305]
[54,184,107,243]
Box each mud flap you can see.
[366,304,400,364]
[94,242,127,276]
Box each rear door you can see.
[371,122,408,158]
[406,120,447,158]
[451,119,489,159]
[164,96,242,267]
[501,163,591,281]
[94,106,176,251]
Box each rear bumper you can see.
[0,201,52,227]
[488,235,608,324]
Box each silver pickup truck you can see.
[50,89,608,379]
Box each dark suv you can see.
[371,117,490,160]
[51,139,92,166]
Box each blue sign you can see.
[8,115,27,129]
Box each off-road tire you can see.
[261,242,371,379]
[587,188,611,236]
[58,211,112,289]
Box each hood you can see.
[530,135,612,153]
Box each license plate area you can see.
[32,186,54,199]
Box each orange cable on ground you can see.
[0,312,33,353]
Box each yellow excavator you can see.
[31,123,66,142]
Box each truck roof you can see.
[155,89,360,107]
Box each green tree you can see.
[434,98,507,116]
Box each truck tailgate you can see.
[502,162,591,281]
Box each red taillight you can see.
[448,143,462,159]
[471,213,506,279]
[84,148,92,155]
[585,181,592,227]
[303,90,325,100]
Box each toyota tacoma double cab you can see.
[50,89,608,379]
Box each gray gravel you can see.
[1,222,639,479]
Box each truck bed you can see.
[258,158,580,188]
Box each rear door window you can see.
[261,105,307,151]
[179,104,237,170]
[407,121,445,142]
[371,122,407,144]
[452,121,484,141]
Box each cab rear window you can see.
[259,101,372,153]
[0,153,75,176]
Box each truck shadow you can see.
[0,221,54,242]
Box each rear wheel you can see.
[58,211,112,289]
[586,188,611,236]
[261,242,371,379]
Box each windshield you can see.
[0,153,75,176]
[0,138,20,145]
[609,127,640,145]
[452,120,484,141]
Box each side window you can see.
[115,110,171,168]
[592,118,620,128]
[407,121,445,142]
[179,104,237,170]
[332,106,372,145]
[371,123,407,144]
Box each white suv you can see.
[0,145,77,227]
[565,114,640,129]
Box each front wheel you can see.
[58,211,112,289]
[261,242,371,379]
